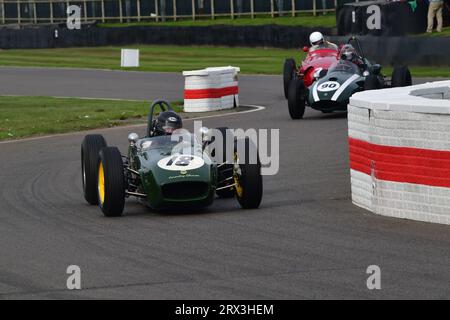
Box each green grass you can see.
[0,45,306,75]
[0,96,182,140]
[0,45,448,77]
[417,26,450,37]
[100,14,337,28]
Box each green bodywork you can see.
[128,135,217,210]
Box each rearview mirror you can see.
[370,64,382,75]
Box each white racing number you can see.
[157,155,205,171]
[317,81,341,92]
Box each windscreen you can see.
[328,60,361,75]
[139,133,203,156]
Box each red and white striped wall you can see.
[182,67,240,112]
[348,81,450,225]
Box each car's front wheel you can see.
[364,75,382,90]
[283,58,296,99]
[81,134,107,205]
[391,66,412,87]
[288,79,306,119]
[97,147,125,217]
[234,138,263,209]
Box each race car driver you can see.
[151,111,183,136]
[309,31,338,51]
[339,44,366,71]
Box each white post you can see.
[173,0,177,21]
[250,0,254,18]
[33,1,37,24]
[119,0,123,22]
[154,0,159,21]
[270,0,274,18]
[230,0,234,19]
[0,0,4,24]
[137,0,141,21]
[211,0,215,20]
[191,0,195,20]
[101,0,105,23]
[83,0,87,22]
[49,1,53,24]
[291,0,295,17]
[17,1,21,25]
[313,0,317,16]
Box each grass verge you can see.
[0,45,303,75]
[0,96,182,140]
[99,14,337,28]
[417,26,450,37]
[1,45,448,77]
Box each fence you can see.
[0,0,337,25]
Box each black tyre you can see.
[214,127,235,198]
[97,147,125,217]
[234,138,263,209]
[288,79,306,119]
[81,134,107,205]
[391,66,412,87]
[283,58,296,99]
[364,75,382,90]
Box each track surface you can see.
[0,67,449,299]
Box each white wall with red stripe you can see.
[348,81,450,225]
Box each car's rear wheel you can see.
[213,127,235,198]
[364,75,382,90]
[97,147,125,217]
[234,138,263,209]
[288,79,306,119]
[283,58,296,99]
[81,134,107,205]
[391,66,412,87]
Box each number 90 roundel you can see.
[317,81,340,92]
[157,155,205,171]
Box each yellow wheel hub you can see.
[233,152,243,197]
[98,162,105,205]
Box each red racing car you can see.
[283,46,339,99]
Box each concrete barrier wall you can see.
[1,25,449,66]
[348,81,450,225]
[183,66,239,112]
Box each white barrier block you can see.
[348,80,450,225]
[121,49,140,67]
[183,66,240,112]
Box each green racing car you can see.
[81,100,263,217]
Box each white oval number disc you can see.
[158,155,205,171]
[317,81,340,92]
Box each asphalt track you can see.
[0,67,449,299]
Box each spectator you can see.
[427,0,444,32]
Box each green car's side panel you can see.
[129,137,217,210]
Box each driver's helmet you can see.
[309,31,325,46]
[340,44,357,61]
[154,111,182,135]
